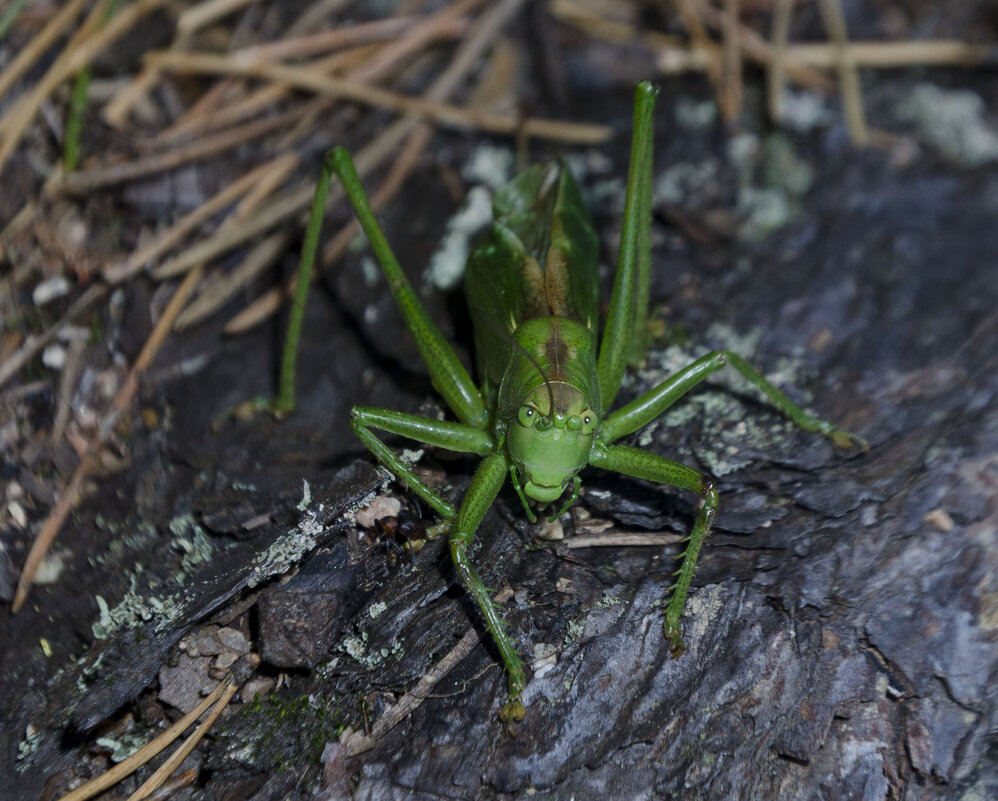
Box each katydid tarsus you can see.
[273,81,866,724]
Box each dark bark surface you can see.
[3,21,998,801]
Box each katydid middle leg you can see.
[601,350,867,449]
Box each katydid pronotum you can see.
[271,81,866,724]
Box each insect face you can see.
[508,382,597,503]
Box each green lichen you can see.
[563,617,586,646]
[168,513,213,580]
[246,509,325,588]
[92,570,183,640]
[16,727,41,763]
[95,732,149,762]
[896,83,998,167]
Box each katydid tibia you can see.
[275,81,866,724]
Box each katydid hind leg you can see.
[330,148,488,429]
[588,443,717,654]
[597,80,659,408]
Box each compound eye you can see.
[517,405,535,427]
[581,411,597,435]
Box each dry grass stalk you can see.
[13,265,205,612]
[224,0,528,334]
[57,106,308,195]
[675,0,727,117]
[0,0,89,103]
[720,0,744,122]
[224,115,435,335]
[144,50,613,144]
[177,0,257,35]
[549,0,685,50]
[103,155,297,283]
[675,0,835,92]
[123,681,239,801]
[157,5,469,143]
[659,39,997,73]
[0,284,106,389]
[344,620,485,757]
[174,230,290,329]
[227,14,419,64]
[50,336,87,446]
[818,0,869,145]
[287,0,353,37]
[0,0,170,172]
[565,532,685,549]
[142,0,536,287]
[55,680,233,801]
[103,0,258,126]
[767,0,795,123]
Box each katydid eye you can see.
[581,411,596,435]
[517,406,535,427]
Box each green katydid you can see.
[274,81,865,723]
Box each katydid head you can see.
[508,381,597,503]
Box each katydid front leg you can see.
[449,454,526,724]
[589,443,716,655]
[334,150,525,721]
[350,407,493,519]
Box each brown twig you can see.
[13,266,204,612]
[564,532,685,549]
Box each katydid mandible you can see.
[278,81,865,724]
